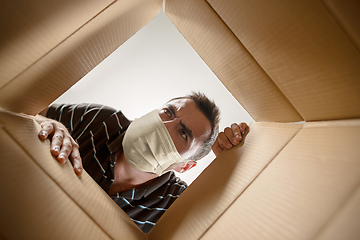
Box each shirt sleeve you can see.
[45,103,119,138]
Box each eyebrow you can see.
[166,104,176,118]
[180,120,193,141]
[167,104,193,141]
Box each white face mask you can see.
[122,110,184,176]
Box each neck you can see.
[107,150,158,196]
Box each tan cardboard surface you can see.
[0,0,114,88]
[207,0,360,121]
[314,182,360,240]
[201,119,360,240]
[0,0,162,115]
[148,122,302,239]
[164,0,302,123]
[0,110,146,240]
[0,129,110,240]
[310,119,360,240]
[324,0,360,50]
[2,0,360,239]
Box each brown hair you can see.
[169,92,220,160]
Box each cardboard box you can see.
[1,0,359,239]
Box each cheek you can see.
[183,141,201,160]
[173,138,187,156]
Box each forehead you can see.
[167,98,194,109]
[168,98,212,139]
[166,98,205,117]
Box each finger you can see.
[239,122,249,134]
[231,123,242,143]
[238,123,249,147]
[57,136,73,164]
[38,122,54,140]
[224,127,238,146]
[50,129,64,158]
[218,130,233,149]
[70,147,83,176]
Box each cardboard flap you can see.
[323,0,360,50]
[0,0,162,115]
[207,0,360,121]
[164,0,303,123]
[0,0,114,88]
[0,127,111,240]
[314,183,360,240]
[0,109,146,240]
[148,122,302,239]
[201,119,360,239]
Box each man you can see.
[35,92,248,233]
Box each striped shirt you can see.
[46,103,187,233]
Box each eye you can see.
[164,109,172,118]
[179,129,187,141]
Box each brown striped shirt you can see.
[46,103,187,233]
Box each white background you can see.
[54,9,254,185]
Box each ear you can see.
[173,161,197,173]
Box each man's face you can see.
[157,99,212,160]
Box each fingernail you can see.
[58,154,67,163]
[75,167,83,177]
[40,131,47,138]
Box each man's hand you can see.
[34,115,83,176]
[212,122,249,157]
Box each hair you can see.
[169,92,220,161]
